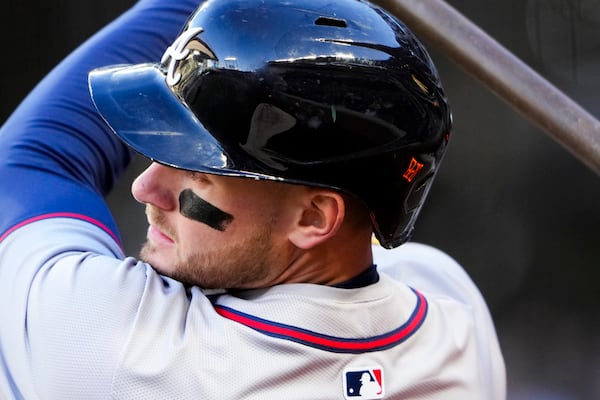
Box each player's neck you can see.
[274,228,374,287]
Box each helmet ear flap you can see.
[357,151,442,249]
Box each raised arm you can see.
[0,0,199,243]
[0,2,200,396]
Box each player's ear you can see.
[288,189,345,249]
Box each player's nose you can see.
[131,162,178,211]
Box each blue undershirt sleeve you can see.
[0,0,200,245]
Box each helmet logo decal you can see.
[403,157,424,183]
[161,27,204,86]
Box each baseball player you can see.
[0,0,506,398]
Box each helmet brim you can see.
[88,64,269,179]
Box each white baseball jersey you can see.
[0,219,505,399]
[0,0,506,398]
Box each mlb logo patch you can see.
[343,366,384,399]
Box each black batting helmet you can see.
[89,0,452,248]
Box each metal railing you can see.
[373,0,600,175]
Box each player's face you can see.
[131,162,296,289]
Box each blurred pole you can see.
[372,0,600,175]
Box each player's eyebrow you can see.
[186,171,211,183]
[178,188,233,231]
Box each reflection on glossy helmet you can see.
[89,0,452,248]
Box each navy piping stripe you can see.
[215,288,428,354]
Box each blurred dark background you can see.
[2,0,598,398]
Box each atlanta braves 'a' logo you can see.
[161,27,204,86]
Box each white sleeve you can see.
[0,218,176,399]
[373,241,507,400]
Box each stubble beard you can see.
[139,220,277,290]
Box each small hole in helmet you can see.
[314,16,348,28]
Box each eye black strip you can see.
[179,188,233,231]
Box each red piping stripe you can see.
[215,289,427,353]
[0,212,121,246]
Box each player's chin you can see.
[139,241,176,276]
